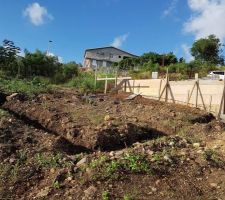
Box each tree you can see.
[191,34,224,65]
[0,39,21,72]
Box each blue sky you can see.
[1,0,225,63]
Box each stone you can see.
[50,168,55,173]
[35,187,50,198]
[6,93,18,101]
[114,150,124,158]
[146,150,154,156]
[210,183,218,188]
[76,157,87,167]
[151,187,157,192]
[84,186,97,197]
[104,115,111,121]
[109,151,114,157]
[9,158,16,164]
[193,143,200,148]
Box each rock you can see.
[114,150,125,158]
[163,154,172,162]
[67,176,73,181]
[35,187,50,198]
[193,143,200,148]
[76,157,87,167]
[84,186,97,197]
[146,150,154,156]
[104,115,111,121]
[6,93,18,101]
[50,168,55,173]
[210,183,218,188]
[109,151,114,157]
[151,187,157,192]
[9,158,16,164]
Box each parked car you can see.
[207,71,224,80]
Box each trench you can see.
[0,92,167,152]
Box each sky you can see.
[1,0,225,63]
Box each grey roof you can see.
[84,46,139,58]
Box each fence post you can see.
[104,75,108,94]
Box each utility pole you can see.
[47,40,53,56]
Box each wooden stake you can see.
[187,90,190,106]
[158,79,162,99]
[209,95,212,112]
[104,75,108,94]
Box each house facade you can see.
[83,46,138,69]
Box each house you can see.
[83,46,138,69]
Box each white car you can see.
[207,71,224,80]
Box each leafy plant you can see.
[102,191,110,200]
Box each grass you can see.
[35,153,72,168]
[0,77,52,97]
[203,149,224,168]
[102,191,110,200]
[67,72,104,92]
[0,109,9,118]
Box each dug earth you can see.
[0,89,225,200]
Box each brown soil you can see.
[1,89,225,200]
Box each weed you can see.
[203,149,224,168]
[89,156,107,169]
[102,191,110,200]
[35,153,71,168]
[0,109,9,118]
[123,153,149,173]
[123,194,132,200]
[52,180,61,189]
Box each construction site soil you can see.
[1,89,225,200]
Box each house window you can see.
[109,54,113,58]
[118,55,121,58]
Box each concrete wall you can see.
[126,79,224,114]
[84,47,137,68]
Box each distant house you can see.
[83,46,138,69]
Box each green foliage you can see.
[67,72,104,92]
[123,154,149,173]
[102,191,110,200]
[52,180,61,189]
[0,76,52,97]
[191,34,224,65]
[35,153,71,168]
[203,149,224,168]
[123,194,132,200]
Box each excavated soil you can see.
[1,89,225,200]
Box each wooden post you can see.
[223,71,225,114]
[104,75,108,94]
[124,80,127,92]
[196,80,199,108]
[133,80,135,93]
[209,95,212,112]
[158,79,162,99]
[187,90,190,106]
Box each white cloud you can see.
[24,2,53,26]
[163,0,179,17]
[184,0,225,42]
[111,33,129,48]
[181,43,194,62]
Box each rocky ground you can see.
[1,89,225,200]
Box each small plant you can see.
[89,156,107,169]
[123,194,132,200]
[203,149,224,168]
[123,153,149,173]
[52,180,61,189]
[102,191,110,200]
[35,153,70,168]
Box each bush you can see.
[67,72,104,92]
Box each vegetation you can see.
[0,35,224,95]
